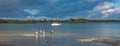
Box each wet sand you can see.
[76,38,120,46]
[0,43,15,46]
[1,33,120,46]
[92,39,120,46]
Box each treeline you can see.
[0,19,47,24]
[63,18,120,23]
[0,18,120,24]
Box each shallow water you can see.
[0,34,110,46]
[0,23,120,46]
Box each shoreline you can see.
[1,34,120,46]
[92,39,120,46]
[76,38,120,46]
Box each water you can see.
[0,23,120,46]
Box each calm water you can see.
[0,23,120,46]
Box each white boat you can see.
[51,23,61,26]
[51,16,61,26]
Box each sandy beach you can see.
[92,39,120,46]
[76,38,120,46]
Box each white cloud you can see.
[26,16,53,20]
[88,2,120,19]
[25,15,80,20]
[24,9,40,15]
[95,2,114,10]
[0,17,22,20]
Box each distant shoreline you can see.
[1,18,120,24]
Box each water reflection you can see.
[35,33,46,46]
[0,23,118,46]
[35,32,55,46]
[35,35,38,46]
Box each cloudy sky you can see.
[0,0,120,20]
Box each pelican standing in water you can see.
[42,30,45,37]
[35,32,39,35]
[39,30,43,35]
[34,29,46,37]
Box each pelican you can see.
[34,32,39,35]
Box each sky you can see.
[0,0,120,20]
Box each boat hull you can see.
[51,23,61,26]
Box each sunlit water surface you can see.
[1,23,120,46]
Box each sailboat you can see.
[51,16,61,26]
[51,22,61,26]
